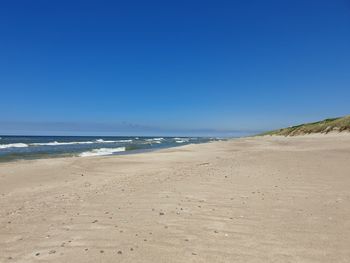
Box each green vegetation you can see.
[260,115,350,136]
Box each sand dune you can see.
[1,134,350,262]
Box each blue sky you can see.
[1,0,349,136]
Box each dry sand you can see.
[1,134,350,262]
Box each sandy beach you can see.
[1,134,350,263]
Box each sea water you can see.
[0,136,221,161]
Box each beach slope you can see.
[1,134,350,262]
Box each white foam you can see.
[0,143,29,149]
[95,139,118,143]
[116,139,133,143]
[79,147,126,157]
[174,138,189,143]
[11,138,133,147]
[96,139,133,143]
[145,137,164,143]
[31,141,96,146]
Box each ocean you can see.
[0,136,221,162]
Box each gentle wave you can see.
[115,139,133,143]
[174,138,190,143]
[96,139,111,143]
[96,139,133,143]
[0,143,29,149]
[31,141,96,146]
[79,147,126,157]
[145,137,164,144]
[30,139,133,146]
[175,139,189,143]
[146,137,164,141]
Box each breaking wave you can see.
[0,143,29,149]
[174,138,190,143]
[95,139,133,143]
[31,141,96,146]
[175,140,187,143]
[115,139,133,143]
[79,147,126,157]
[145,138,164,144]
[30,139,133,146]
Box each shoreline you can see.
[0,136,221,163]
[0,139,221,165]
[1,134,350,262]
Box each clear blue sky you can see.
[1,0,349,136]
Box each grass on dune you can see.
[260,115,350,136]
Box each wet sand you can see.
[1,134,350,262]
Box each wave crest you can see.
[145,137,164,144]
[31,141,95,146]
[0,143,29,149]
[79,147,126,157]
[30,138,133,146]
